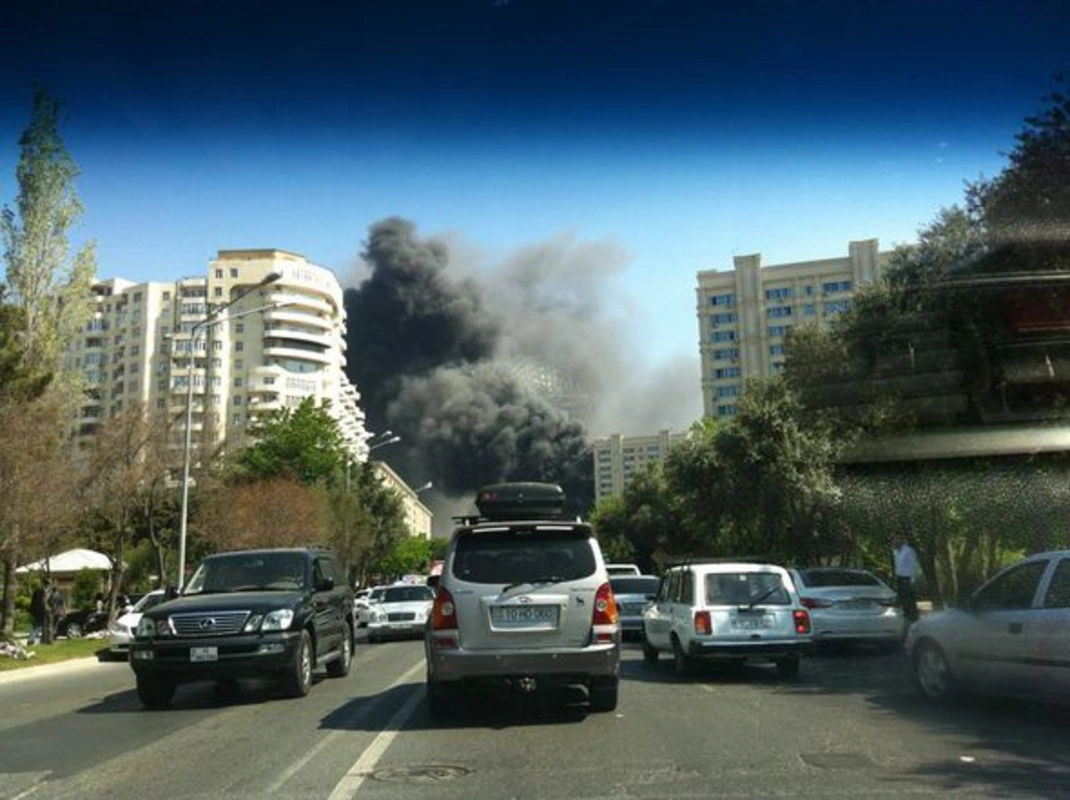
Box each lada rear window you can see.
[452,529,596,584]
[705,572,790,605]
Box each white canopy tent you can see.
[16,548,113,574]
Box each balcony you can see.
[262,307,335,330]
[265,290,333,315]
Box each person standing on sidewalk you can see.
[28,586,46,645]
[893,535,920,624]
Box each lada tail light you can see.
[793,609,811,635]
[432,587,458,630]
[592,582,618,626]
[694,610,712,636]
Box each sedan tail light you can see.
[800,596,833,609]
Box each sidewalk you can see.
[0,655,103,686]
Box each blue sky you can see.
[0,0,1066,374]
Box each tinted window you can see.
[1043,559,1070,609]
[706,572,790,605]
[186,552,308,593]
[382,586,435,603]
[972,560,1047,611]
[610,577,660,595]
[452,530,596,584]
[797,569,881,588]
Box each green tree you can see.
[379,535,432,579]
[236,397,346,486]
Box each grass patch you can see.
[0,636,109,671]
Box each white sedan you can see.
[907,549,1070,703]
[108,590,167,656]
[788,567,903,651]
[366,585,434,643]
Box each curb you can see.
[0,656,105,686]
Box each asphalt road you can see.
[3,633,1070,800]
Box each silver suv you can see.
[425,482,621,715]
[642,561,812,678]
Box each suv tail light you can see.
[432,587,458,631]
[793,609,811,634]
[694,610,712,636]
[591,582,618,644]
[800,596,832,609]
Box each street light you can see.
[414,481,433,494]
[175,271,283,591]
[368,435,401,453]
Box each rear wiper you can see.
[502,576,567,593]
[745,585,782,609]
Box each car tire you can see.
[914,640,955,702]
[589,677,619,712]
[326,624,352,678]
[65,621,84,639]
[775,656,801,680]
[672,635,692,677]
[283,630,314,698]
[642,634,659,665]
[137,676,176,709]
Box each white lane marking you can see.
[269,660,425,794]
[326,678,426,800]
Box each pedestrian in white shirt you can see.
[893,536,920,623]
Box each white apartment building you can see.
[74,249,369,461]
[593,429,690,502]
[374,461,433,539]
[695,239,890,419]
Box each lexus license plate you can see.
[190,646,218,662]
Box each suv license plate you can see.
[190,646,218,662]
[491,605,558,627]
[731,615,773,630]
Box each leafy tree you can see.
[326,461,409,585]
[379,535,432,579]
[201,476,330,551]
[235,397,346,486]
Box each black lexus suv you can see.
[129,547,355,708]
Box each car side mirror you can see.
[315,576,335,592]
[165,585,179,600]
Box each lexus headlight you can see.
[260,609,294,632]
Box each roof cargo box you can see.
[475,482,566,520]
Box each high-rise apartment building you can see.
[73,249,370,461]
[696,239,890,419]
[593,429,690,502]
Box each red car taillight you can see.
[793,609,811,634]
[592,582,618,625]
[694,610,712,636]
[432,587,458,630]
[800,596,832,609]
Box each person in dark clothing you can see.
[28,586,46,645]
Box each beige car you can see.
[425,482,621,715]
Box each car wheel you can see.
[914,641,955,702]
[776,656,801,680]
[589,677,619,712]
[327,624,353,678]
[283,630,314,698]
[642,634,659,665]
[65,621,84,639]
[137,676,176,709]
[672,636,692,677]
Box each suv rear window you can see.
[705,572,790,605]
[453,529,596,584]
[610,577,659,595]
[797,569,880,588]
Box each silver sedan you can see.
[788,567,903,651]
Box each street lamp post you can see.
[175,272,283,591]
[368,435,401,453]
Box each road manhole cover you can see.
[369,765,472,784]
[800,753,874,770]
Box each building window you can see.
[768,325,791,337]
[215,269,223,279]
[131,345,140,356]
[232,413,243,425]
[715,385,741,398]
[710,312,737,325]
[711,330,736,343]
[230,268,239,278]
[822,280,853,294]
[235,323,244,334]
[767,306,793,318]
[234,377,243,388]
[234,359,244,370]
[765,288,793,301]
[235,342,244,352]
[712,347,740,361]
[824,299,852,315]
[803,285,815,296]
[214,287,224,298]
[803,304,816,315]
[769,344,785,356]
[130,363,140,374]
[157,399,166,410]
[716,404,737,416]
[709,293,735,307]
[162,291,172,301]
[263,376,275,385]
[233,395,243,406]
[133,292,142,302]
[714,367,742,379]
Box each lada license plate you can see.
[491,605,558,627]
[731,615,773,630]
[190,646,218,662]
